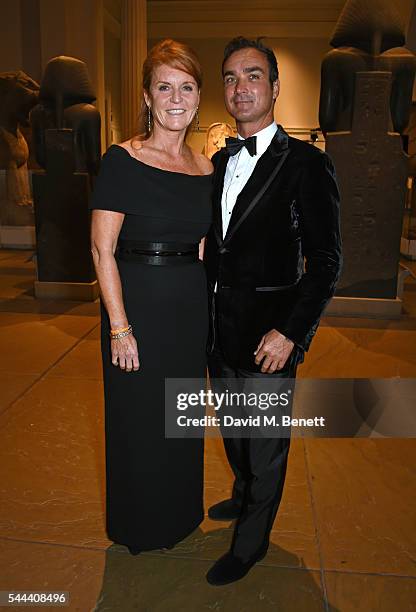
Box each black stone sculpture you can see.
[31,56,101,288]
[319,0,416,300]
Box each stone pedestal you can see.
[0,169,36,249]
[32,129,97,301]
[325,295,402,318]
[326,72,408,300]
[325,263,410,319]
[34,279,99,301]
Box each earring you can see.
[195,107,200,132]
[147,106,152,132]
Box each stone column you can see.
[121,0,147,140]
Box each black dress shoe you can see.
[208,499,241,521]
[206,549,267,586]
[127,545,141,556]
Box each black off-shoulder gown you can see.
[89,145,212,549]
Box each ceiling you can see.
[104,0,415,41]
[147,0,345,39]
[147,0,415,40]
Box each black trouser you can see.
[208,316,301,561]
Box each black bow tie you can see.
[225,136,257,157]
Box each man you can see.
[204,37,342,586]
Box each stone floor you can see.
[0,248,415,612]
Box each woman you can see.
[89,39,213,555]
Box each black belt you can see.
[116,240,199,265]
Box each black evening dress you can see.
[89,144,212,550]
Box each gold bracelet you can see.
[111,329,133,340]
[110,324,130,335]
[110,328,133,340]
[110,324,132,339]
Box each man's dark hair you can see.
[222,37,279,84]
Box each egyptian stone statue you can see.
[319,0,416,302]
[204,122,236,159]
[319,0,416,134]
[0,71,39,209]
[30,56,100,289]
[30,56,100,175]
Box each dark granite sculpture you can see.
[319,0,416,299]
[0,71,39,225]
[30,56,100,287]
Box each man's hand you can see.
[254,329,294,373]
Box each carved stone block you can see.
[326,72,408,298]
[33,130,94,283]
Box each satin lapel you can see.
[223,126,290,246]
[212,149,229,246]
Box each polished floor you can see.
[0,249,415,612]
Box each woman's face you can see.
[145,64,200,134]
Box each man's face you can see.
[222,48,279,133]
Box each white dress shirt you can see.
[221,121,278,238]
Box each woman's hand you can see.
[111,334,140,372]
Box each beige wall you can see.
[272,38,330,129]
[149,36,330,151]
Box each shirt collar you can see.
[237,122,278,157]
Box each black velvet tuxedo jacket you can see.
[204,125,342,371]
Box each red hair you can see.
[134,39,202,141]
